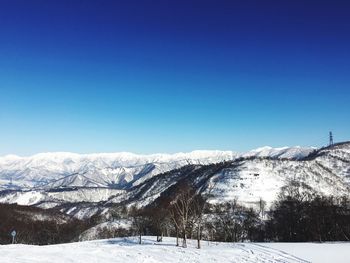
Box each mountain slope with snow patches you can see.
[243,146,315,160]
[0,150,238,190]
[0,146,314,191]
[1,144,348,218]
[108,142,350,212]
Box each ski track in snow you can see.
[2,236,348,263]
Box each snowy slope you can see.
[79,220,133,241]
[0,188,125,207]
[1,236,349,263]
[208,143,350,205]
[243,146,315,160]
[207,156,349,206]
[114,142,350,210]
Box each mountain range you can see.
[0,143,348,219]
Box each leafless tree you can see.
[169,184,196,248]
[169,208,181,246]
[192,195,206,249]
[129,206,148,244]
[192,180,217,249]
[148,206,170,242]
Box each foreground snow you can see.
[1,237,349,263]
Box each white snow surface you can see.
[0,236,349,263]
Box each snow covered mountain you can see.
[113,142,349,210]
[0,150,238,190]
[0,146,314,191]
[1,143,348,219]
[243,146,315,160]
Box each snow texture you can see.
[0,236,349,263]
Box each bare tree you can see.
[169,184,196,248]
[193,179,218,249]
[169,208,181,246]
[129,206,148,244]
[211,199,243,242]
[148,206,170,242]
[192,195,206,249]
[279,179,314,202]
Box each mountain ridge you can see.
[0,146,315,190]
[1,143,348,219]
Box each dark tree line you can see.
[265,181,350,242]
[204,201,262,242]
[2,180,349,246]
[125,180,350,245]
[0,204,94,245]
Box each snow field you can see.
[1,236,349,263]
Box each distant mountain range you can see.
[0,146,314,190]
[0,143,348,219]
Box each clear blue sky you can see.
[0,0,349,155]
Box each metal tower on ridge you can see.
[329,131,334,146]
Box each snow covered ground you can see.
[1,236,349,263]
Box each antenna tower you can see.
[329,131,334,146]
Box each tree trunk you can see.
[197,224,201,249]
[182,234,187,248]
[139,233,142,244]
[157,232,163,242]
[176,227,179,246]
[182,225,187,248]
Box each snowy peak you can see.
[0,150,237,166]
[0,145,314,167]
[0,150,238,190]
[243,146,315,160]
[0,145,330,191]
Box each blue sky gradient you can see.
[0,0,349,155]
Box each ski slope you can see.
[0,236,349,263]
